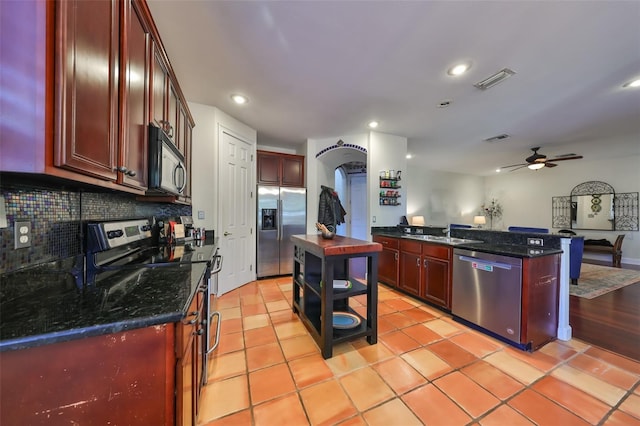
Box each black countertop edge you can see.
[0,312,181,353]
[453,243,563,258]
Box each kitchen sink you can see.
[404,235,482,245]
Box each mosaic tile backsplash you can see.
[0,187,191,273]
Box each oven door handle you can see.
[210,254,223,275]
[207,311,222,354]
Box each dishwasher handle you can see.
[458,255,514,271]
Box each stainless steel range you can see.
[85,218,222,389]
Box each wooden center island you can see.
[291,235,382,359]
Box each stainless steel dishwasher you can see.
[452,248,523,343]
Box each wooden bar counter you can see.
[291,234,382,358]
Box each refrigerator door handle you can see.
[278,199,283,240]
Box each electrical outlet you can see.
[14,221,32,249]
[372,216,376,223]
[527,237,544,247]
[198,210,205,220]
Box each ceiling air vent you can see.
[474,68,516,90]
[484,134,510,142]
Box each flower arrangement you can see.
[481,199,503,229]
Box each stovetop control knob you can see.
[141,225,151,232]
[107,230,124,239]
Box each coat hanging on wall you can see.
[318,185,347,232]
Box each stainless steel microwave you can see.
[148,125,186,196]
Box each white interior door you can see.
[218,128,254,295]
[348,174,367,278]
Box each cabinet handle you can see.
[424,259,428,268]
[224,231,232,236]
[416,258,420,267]
[114,166,137,177]
[394,252,398,260]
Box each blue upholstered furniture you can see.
[450,224,472,229]
[569,236,585,285]
[507,226,549,233]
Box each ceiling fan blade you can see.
[545,162,558,168]
[547,155,584,162]
[509,165,528,172]
[500,162,526,169]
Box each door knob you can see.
[224,231,232,236]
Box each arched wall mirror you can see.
[571,181,615,230]
[552,181,639,231]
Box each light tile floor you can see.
[199,277,640,426]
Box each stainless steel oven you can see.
[85,218,222,388]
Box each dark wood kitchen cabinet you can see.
[151,43,193,157]
[54,0,121,183]
[373,235,399,287]
[55,0,152,190]
[176,283,205,426]
[0,0,192,199]
[257,150,305,187]
[421,243,452,310]
[396,237,453,309]
[521,254,561,350]
[0,326,176,425]
[399,240,423,297]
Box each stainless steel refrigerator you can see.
[257,186,306,277]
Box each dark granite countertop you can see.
[372,230,563,258]
[0,242,217,352]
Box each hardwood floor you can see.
[569,261,640,361]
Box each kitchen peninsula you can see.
[291,235,381,358]
[372,226,567,351]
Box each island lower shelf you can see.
[291,234,382,359]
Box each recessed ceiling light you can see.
[231,94,248,104]
[447,62,471,76]
[495,169,501,173]
[623,79,640,88]
[368,121,379,129]
[406,154,413,159]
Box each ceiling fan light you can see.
[623,79,640,88]
[528,163,545,170]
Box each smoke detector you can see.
[474,68,516,90]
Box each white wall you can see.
[188,102,257,233]
[405,167,485,227]
[368,132,407,227]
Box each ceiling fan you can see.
[500,147,583,171]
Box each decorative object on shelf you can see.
[379,172,402,205]
[473,216,486,228]
[481,199,503,229]
[411,216,425,226]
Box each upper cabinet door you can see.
[119,0,150,190]
[257,151,305,187]
[257,152,281,185]
[54,0,120,181]
[281,155,304,187]
[151,43,169,134]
